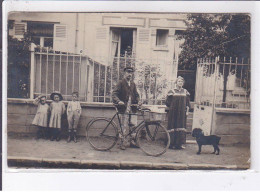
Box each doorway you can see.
[110,27,137,57]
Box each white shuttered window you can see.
[54,24,67,39]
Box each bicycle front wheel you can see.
[136,122,170,157]
[86,118,119,151]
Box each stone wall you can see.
[7,99,168,137]
[7,99,116,137]
[7,99,249,145]
[212,108,250,144]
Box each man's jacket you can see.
[112,78,140,112]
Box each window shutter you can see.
[169,29,175,37]
[54,24,67,39]
[14,22,26,36]
[96,27,107,40]
[138,29,150,42]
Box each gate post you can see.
[194,58,200,103]
[210,56,219,134]
[87,57,94,102]
[29,43,36,99]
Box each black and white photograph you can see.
[2,0,260,191]
[6,11,251,170]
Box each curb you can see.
[7,156,250,170]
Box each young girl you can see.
[32,94,50,139]
[67,92,82,143]
[49,91,66,141]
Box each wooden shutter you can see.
[96,27,107,40]
[54,24,67,40]
[138,29,150,42]
[14,22,27,38]
[53,24,67,51]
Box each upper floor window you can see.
[156,29,169,46]
[27,22,54,48]
[175,30,184,36]
[110,27,137,58]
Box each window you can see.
[110,28,137,57]
[156,29,169,46]
[27,22,54,48]
[175,30,184,36]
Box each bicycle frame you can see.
[86,105,170,156]
[100,106,161,141]
[99,111,144,138]
[117,112,145,138]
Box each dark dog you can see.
[192,128,221,155]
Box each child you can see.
[32,94,50,139]
[49,91,66,141]
[67,91,82,143]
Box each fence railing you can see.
[32,46,90,101]
[92,55,176,105]
[195,57,250,110]
[31,45,177,104]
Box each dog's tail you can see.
[217,136,221,145]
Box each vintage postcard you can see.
[2,0,259,191]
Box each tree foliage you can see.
[178,14,250,70]
[136,62,168,105]
[8,34,32,98]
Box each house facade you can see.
[8,12,186,104]
[9,12,186,60]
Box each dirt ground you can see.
[7,135,250,169]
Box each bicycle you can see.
[86,104,170,157]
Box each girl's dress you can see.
[32,100,50,127]
[49,101,66,128]
[166,87,191,148]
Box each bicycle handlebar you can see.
[113,103,151,112]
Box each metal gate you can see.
[193,57,250,135]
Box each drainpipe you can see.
[83,14,86,53]
[75,13,79,53]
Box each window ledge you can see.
[7,98,167,108]
[7,98,115,108]
[153,46,169,51]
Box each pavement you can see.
[7,133,250,170]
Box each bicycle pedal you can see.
[128,123,135,127]
[130,143,139,148]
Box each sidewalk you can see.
[7,134,250,170]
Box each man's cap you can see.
[124,66,135,72]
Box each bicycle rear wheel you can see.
[136,122,170,156]
[86,118,118,151]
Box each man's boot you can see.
[56,129,61,141]
[73,130,77,143]
[119,136,126,150]
[67,130,72,143]
[129,131,138,148]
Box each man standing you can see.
[112,66,141,150]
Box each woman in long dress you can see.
[166,76,191,149]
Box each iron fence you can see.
[31,45,177,104]
[32,46,90,101]
[195,57,250,110]
[92,55,176,105]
